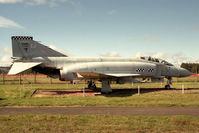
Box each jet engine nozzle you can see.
[60,69,77,81]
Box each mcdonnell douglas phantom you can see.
[8,36,193,93]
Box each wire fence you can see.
[0,74,199,89]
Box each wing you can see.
[103,73,141,77]
[8,62,42,75]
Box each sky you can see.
[0,0,199,66]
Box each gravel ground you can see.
[1,106,199,116]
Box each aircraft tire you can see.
[165,85,170,89]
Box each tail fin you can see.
[11,36,67,58]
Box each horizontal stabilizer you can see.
[104,73,141,77]
[8,62,41,75]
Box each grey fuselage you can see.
[17,57,192,82]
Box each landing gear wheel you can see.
[93,84,96,89]
[165,77,172,89]
[88,81,97,90]
[88,81,92,89]
[165,85,170,89]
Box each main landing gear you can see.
[88,81,96,90]
[165,77,172,89]
[87,80,112,94]
[101,80,112,94]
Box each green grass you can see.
[1,76,199,107]
[1,77,199,132]
[0,114,199,132]
[1,84,199,107]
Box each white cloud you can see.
[32,0,46,4]
[132,34,159,42]
[108,9,117,16]
[3,47,12,54]
[48,45,71,56]
[135,52,182,60]
[101,51,120,57]
[66,0,83,15]
[0,55,12,66]
[0,16,24,29]
[26,0,47,6]
[193,26,199,30]
[0,0,83,11]
[0,46,12,66]
[0,0,23,3]
[49,0,57,7]
[143,34,149,40]
[0,0,83,15]
[134,52,199,67]
[151,36,159,41]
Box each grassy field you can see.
[1,76,199,133]
[0,114,199,132]
[0,76,199,107]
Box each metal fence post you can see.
[138,86,140,95]
[182,84,184,94]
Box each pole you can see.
[196,68,198,83]
[182,84,184,94]
[30,83,32,90]
[2,72,5,85]
[66,82,68,88]
[20,86,22,98]
[83,87,85,97]
[138,86,140,95]
[196,69,198,88]
[50,77,52,84]
[23,84,25,96]
[34,72,36,84]
[19,74,22,85]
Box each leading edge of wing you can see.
[76,72,140,79]
[8,62,42,75]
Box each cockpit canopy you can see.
[140,56,174,66]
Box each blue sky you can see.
[0,0,199,66]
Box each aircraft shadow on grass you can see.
[104,87,199,97]
[0,98,5,100]
[32,88,181,97]
[99,88,179,97]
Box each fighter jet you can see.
[8,36,193,93]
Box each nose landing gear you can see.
[165,77,172,89]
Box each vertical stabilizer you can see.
[11,36,67,58]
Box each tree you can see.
[181,63,199,74]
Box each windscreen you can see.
[140,56,174,66]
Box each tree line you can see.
[181,63,199,74]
